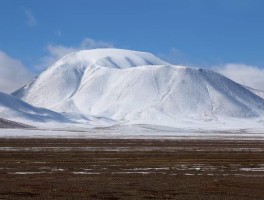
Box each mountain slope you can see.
[244,86,264,99]
[0,92,70,124]
[0,118,33,128]
[13,49,264,126]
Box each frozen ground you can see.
[0,138,263,199]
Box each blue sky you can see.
[1,0,264,93]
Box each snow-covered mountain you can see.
[14,49,167,108]
[13,49,264,127]
[0,92,70,124]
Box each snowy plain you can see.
[0,124,264,140]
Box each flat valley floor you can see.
[0,138,264,199]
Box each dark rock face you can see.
[0,118,32,128]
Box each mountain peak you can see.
[51,48,168,70]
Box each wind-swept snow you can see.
[0,92,70,125]
[11,48,264,128]
[244,86,264,99]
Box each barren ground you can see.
[0,139,263,199]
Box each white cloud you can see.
[24,9,37,26]
[0,51,34,93]
[157,47,264,93]
[158,48,191,66]
[47,44,75,58]
[39,38,113,69]
[160,48,264,92]
[214,63,264,91]
[80,38,113,49]
[54,30,62,37]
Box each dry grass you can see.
[0,139,263,199]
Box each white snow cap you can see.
[51,48,169,69]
